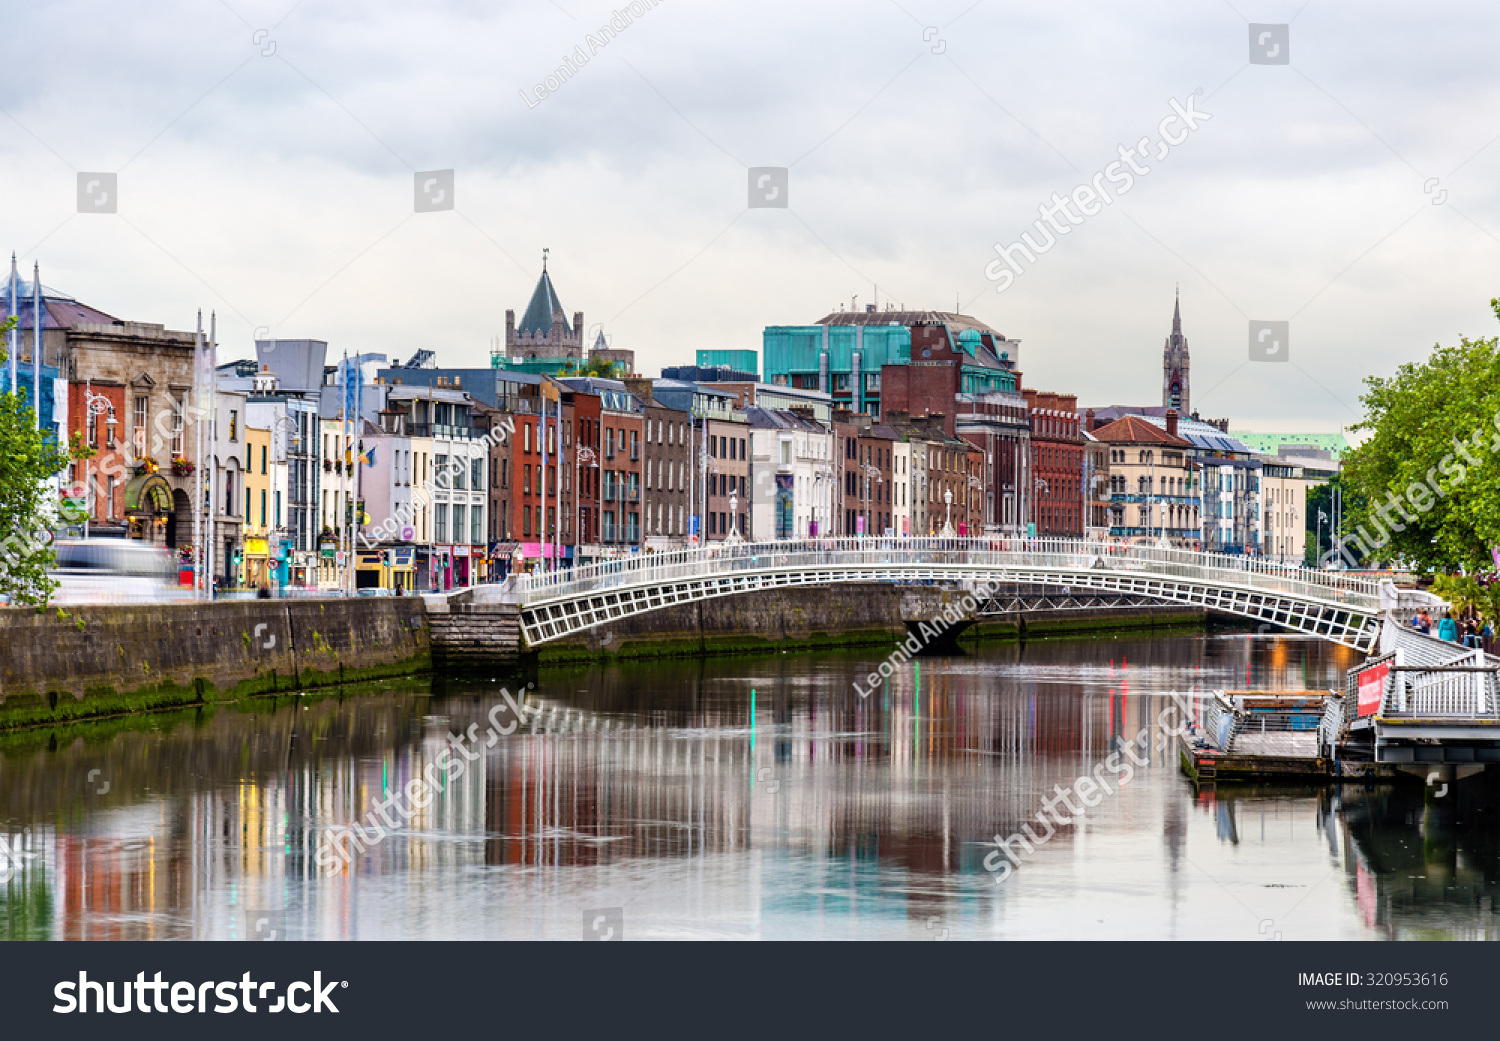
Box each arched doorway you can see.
[123,473,174,545]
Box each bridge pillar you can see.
[898,587,978,650]
[426,601,523,668]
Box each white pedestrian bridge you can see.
[515,537,1436,649]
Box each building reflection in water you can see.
[1,632,1493,940]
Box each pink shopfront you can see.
[429,544,472,590]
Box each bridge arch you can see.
[516,538,1411,650]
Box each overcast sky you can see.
[4,0,1499,433]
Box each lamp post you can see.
[862,462,882,537]
[1032,476,1049,537]
[699,448,716,544]
[940,487,955,538]
[81,383,117,537]
[727,491,742,543]
[576,443,597,563]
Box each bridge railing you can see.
[518,537,1385,610]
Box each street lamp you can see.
[940,488,955,538]
[576,443,597,562]
[1032,476,1049,537]
[862,462,882,537]
[726,491,742,543]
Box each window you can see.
[472,458,483,491]
[260,489,267,527]
[261,445,268,474]
[171,397,184,456]
[521,504,530,536]
[524,424,532,453]
[133,396,148,455]
[630,430,639,460]
[452,505,466,543]
[229,410,238,441]
[274,491,282,527]
[524,464,531,493]
[245,488,252,523]
[246,443,253,471]
[606,428,615,458]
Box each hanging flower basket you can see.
[171,457,195,477]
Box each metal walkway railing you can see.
[515,537,1401,647]
[521,537,1385,607]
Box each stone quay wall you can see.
[0,597,429,729]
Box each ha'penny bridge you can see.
[504,537,1500,770]
[515,537,1416,650]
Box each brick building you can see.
[1024,390,1083,537]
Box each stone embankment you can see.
[0,597,429,729]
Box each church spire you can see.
[1163,289,1189,416]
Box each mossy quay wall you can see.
[0,598,429,729]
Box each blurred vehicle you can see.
[48,539,189,604]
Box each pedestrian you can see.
[1437,611,1459,642]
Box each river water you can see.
[2,631,1497,941]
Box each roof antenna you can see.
[542,247,549,272]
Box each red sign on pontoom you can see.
[1356,661,1389,717]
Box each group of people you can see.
[1412,608,1494,649]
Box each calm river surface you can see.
[2,631,1497,941]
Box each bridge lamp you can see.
[940,488,955,538]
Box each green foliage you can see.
[1341,298,1500,572]
[555,357,619,378]
[1302,475,1367,565]
[1430,573,1500,626]
[0,316,69,604]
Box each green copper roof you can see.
[518,269,568,338]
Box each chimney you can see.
[623,376,654,405]
[1165,408,1178,438]
[1085,408,1096,431]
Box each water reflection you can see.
[1,631,1493,939]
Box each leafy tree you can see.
[555,357,620,378]
[1340,297,1500,573]
[0,316,70,603]
[1302,475,1367,566]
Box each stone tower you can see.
[504,255,584,362]
[1162,290,1189,415]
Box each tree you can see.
[1340,296,1500,573]
[1302,475,1366,566]
[0,316,70,603]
